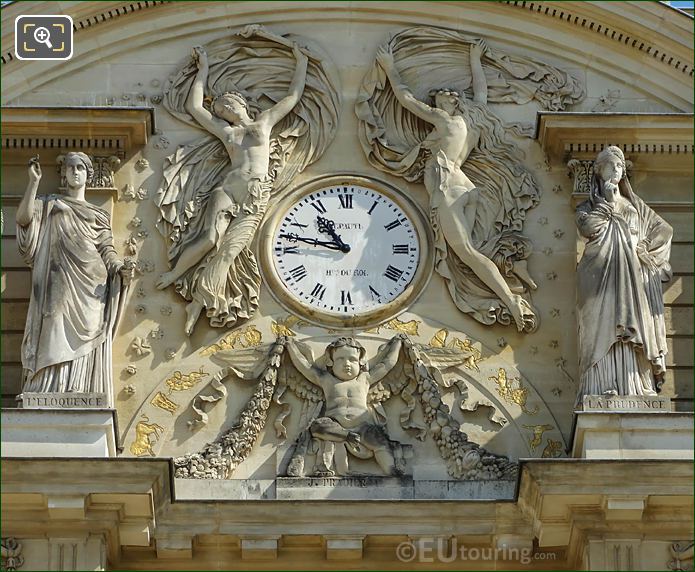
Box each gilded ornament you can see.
[428,329,482,371]
[271,315,311,337]
[130,416,164,456]
[489,368,538,415]
[199,325,263,356]
[165,366,209,392]
[151,391,179,414]
[541,439,563,458]
[522,424,554,452]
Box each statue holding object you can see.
[16,154,133,405]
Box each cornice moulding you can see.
[536,112,694,169]
[0,106,154,160]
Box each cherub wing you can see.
[189,344,277,428]
[274,339,325,438]
[210,344,276,380]
[365,343,428,438]
[416,345,471,371]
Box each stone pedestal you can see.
[21,392,108,409]
[572,409,694,459]
[1,409,117,457]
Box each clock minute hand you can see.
[278,233,345,251]
[316,216,351,253]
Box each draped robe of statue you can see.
[156,26,340,328]
[576,175,672,399]
[17,195,126,404]
[355,26,584,329]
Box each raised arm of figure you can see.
[367,336,403,385]
[16,157,42,227]
[375,46,442,126]
[470,41,488,105]
[184,46,232,141]
[285,338,323,387]
[259,43,309,127]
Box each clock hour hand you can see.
[278,233,345,252]
[316,216,351,253]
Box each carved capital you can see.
[567,159,594,195]
[669,541,694,572]
[567,157,633,202]
[1,537,24,571]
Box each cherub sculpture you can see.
[284,335,409,477]
[173,334,518,481]
[357,27,584,332]
[156,25,340,335]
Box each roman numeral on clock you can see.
[288,265,307,282]
[277,245,299,255]
[338,194,353,209]
[367,200,378,215]
[384,219,402,231]
[340,290,353,305]
[383,265,404,282]
[392,244,409,254]
[368,286,381,300]
[311,200,327,214]
[310,283,326,300]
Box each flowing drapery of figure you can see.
[17,195,126,405]
[355,27,584,328]
[156,27,340,328]
[576,174,672,399]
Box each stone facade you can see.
[1,2,693,570]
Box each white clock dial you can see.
[268,182,422,319]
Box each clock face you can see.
[262,178,429,326]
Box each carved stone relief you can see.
[171,334,518,480]
[356,26,584,333]
[154,25,341,336]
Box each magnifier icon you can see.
[33,27,53,49]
